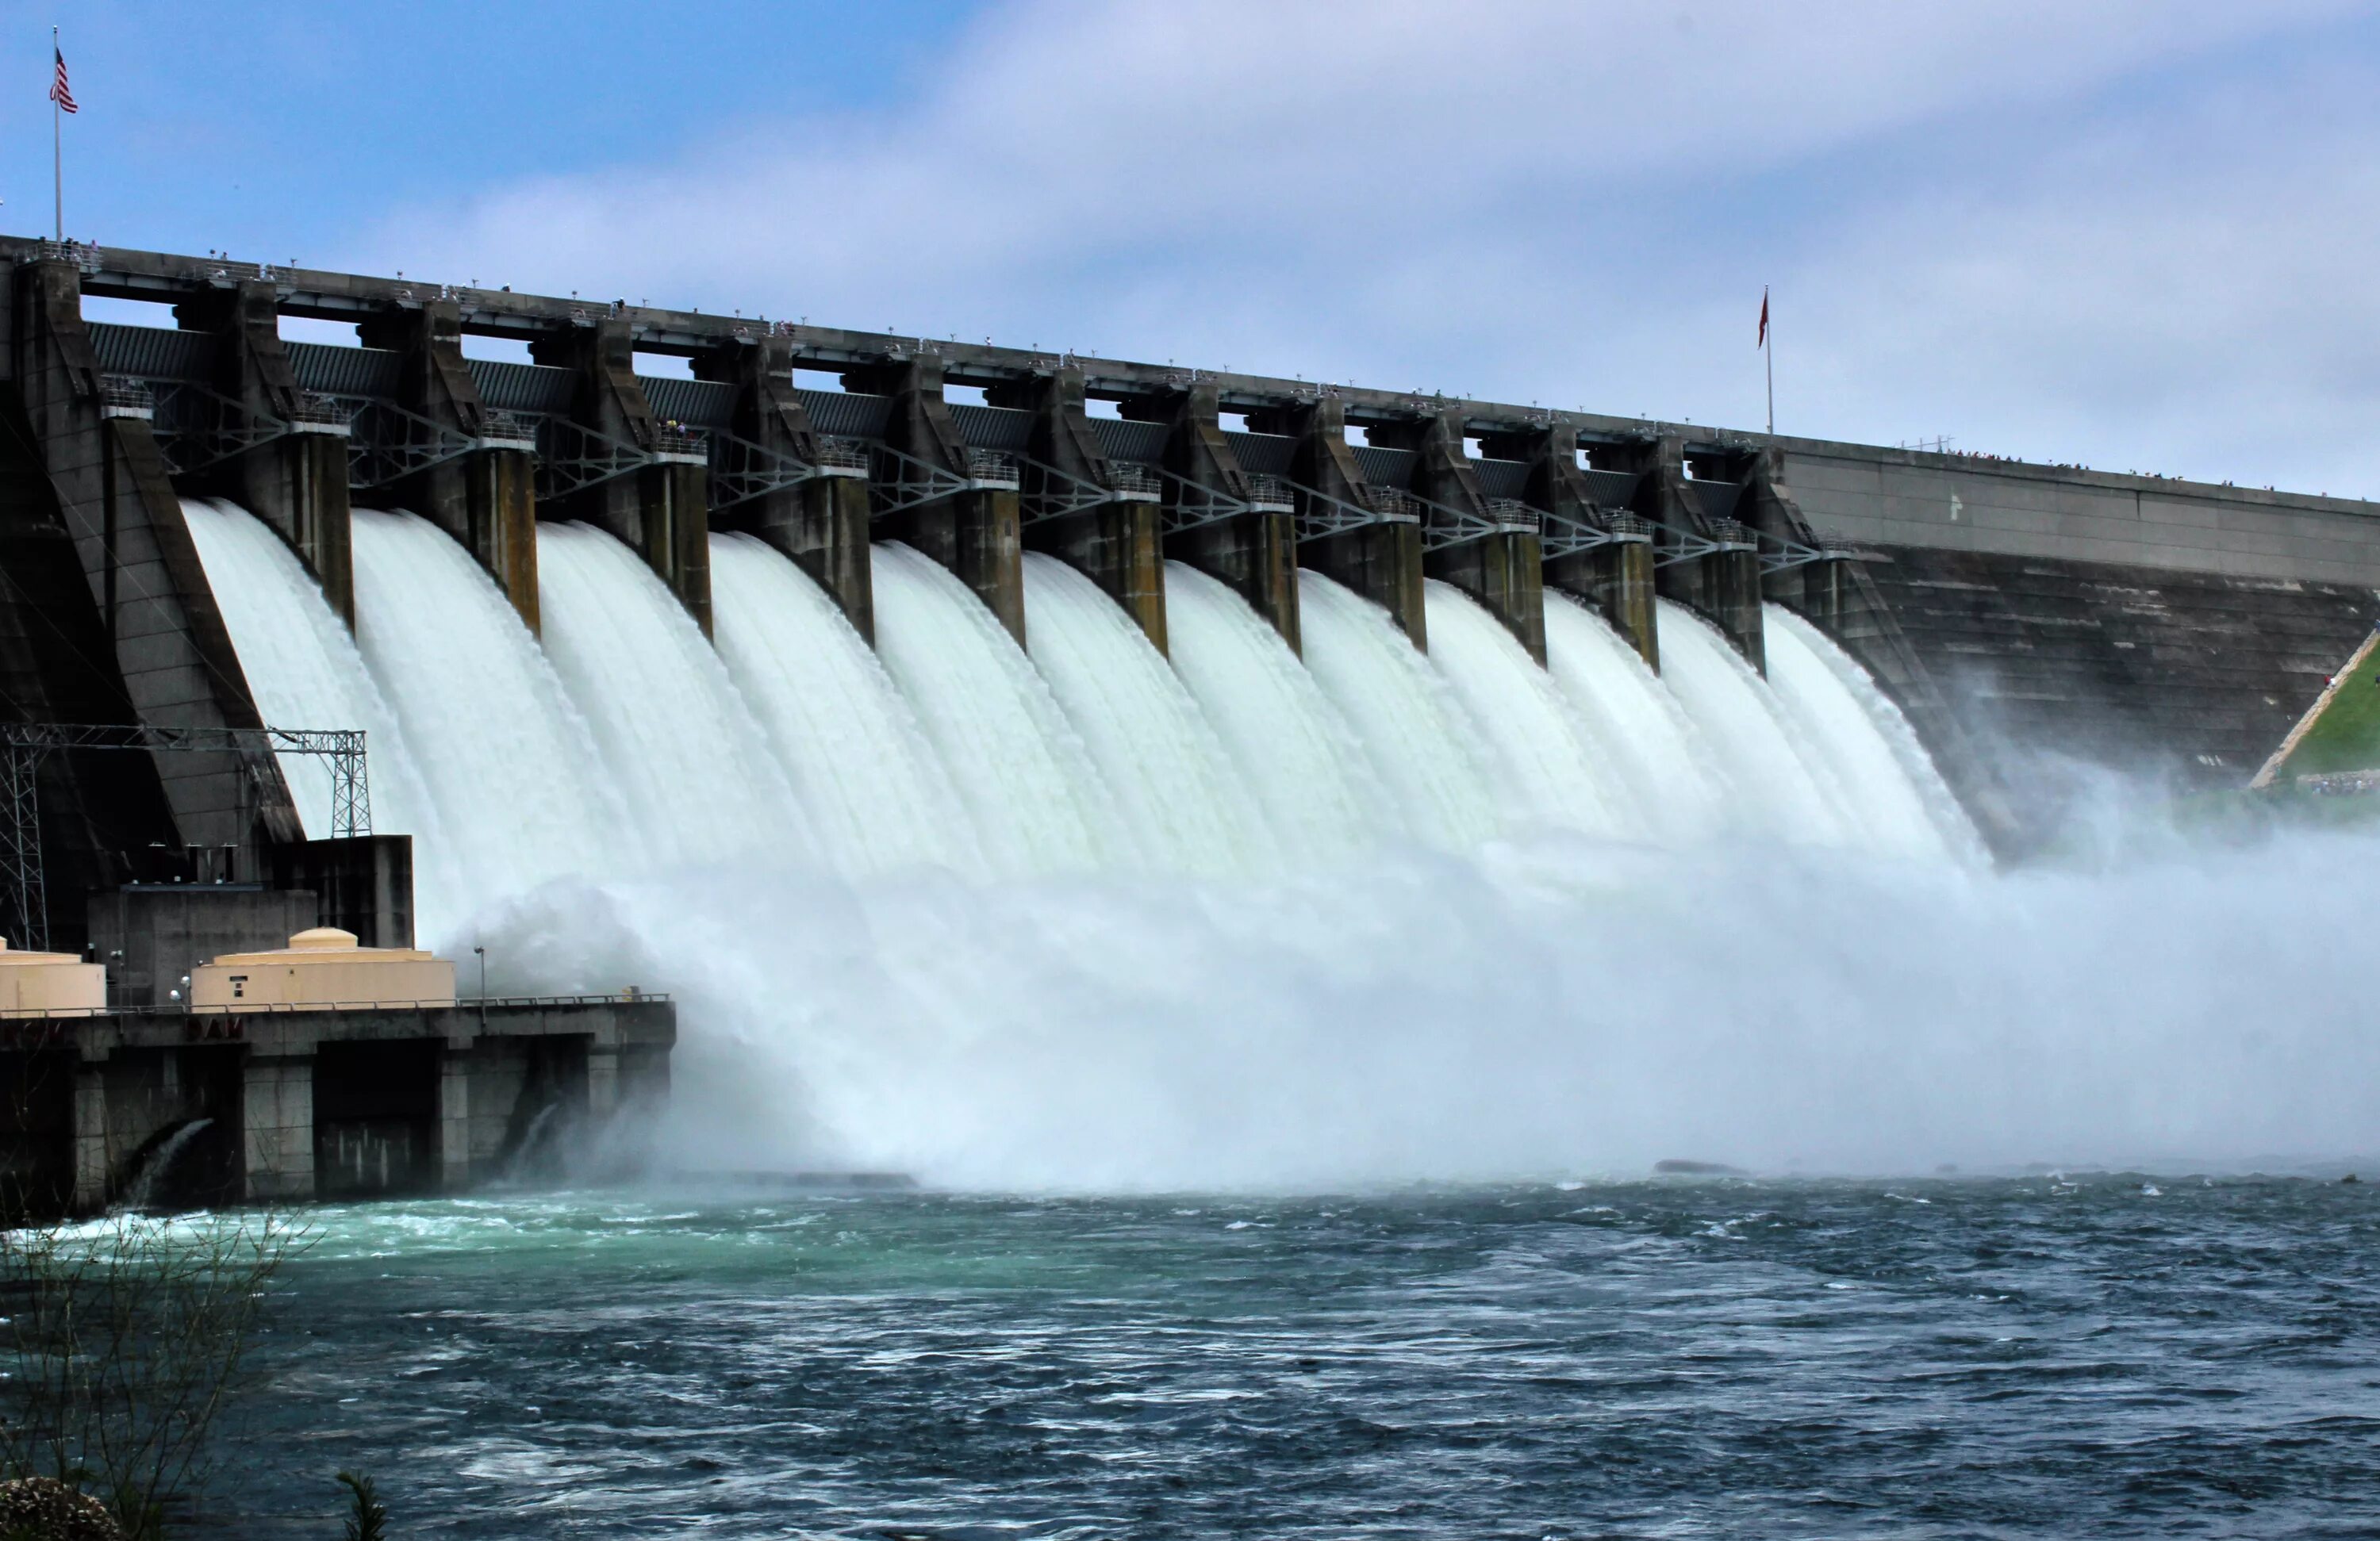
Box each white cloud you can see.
[343,0,2378,493]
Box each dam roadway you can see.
[2,235,2374,877]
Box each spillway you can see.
[1020,554,1269,876]
[1653,598,1849,845]
[1295,571,1499,849]
[1421,581,1631,838]
[1541,594,1728,845]
[349,508,632,929]
[1162,562,1386,862]
[708,534,985,880]
[867,542,1118,875]
[1766,605,1983,861]
[536,522,812,872]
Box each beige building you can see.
[0,937,106,1017]
[190,927,457,1013]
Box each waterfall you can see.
[1421,581,1631,838]
[1019,554,1269,876]
[350,508,632,934]
[1161,562,1387,862]
[1294,572,1499,849]
[708,534,985,880]
[867,542,1117,874]
[178,500,463,926]
[1766,604,1985,863]
[113,1117,213,1212]
[1541,594,1728,845]
[1652,599,1848,844]
[535,522,812,871]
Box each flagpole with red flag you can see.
[1759,286,1773,436]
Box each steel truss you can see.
[0,723,369,953]
[143,378,351,477]
[1540,509,1653,562]
[1015,453,1162,527]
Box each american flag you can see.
[49,47,76,113]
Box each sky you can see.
[6,1,2378,496]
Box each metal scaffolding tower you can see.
[0,723,368,953]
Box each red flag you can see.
[1757,288,1768,350]
[49,47,77,113]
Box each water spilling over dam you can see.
[6,239,2377,1188]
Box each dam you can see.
[0,237,2374,1198]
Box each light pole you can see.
[473,945,487,1030]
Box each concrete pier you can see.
[531,319,712,635]
[859,355,1026,646]
[359,301,540,632]
[1265,397,1427,649]
[1000,366,1167,652]
[1613,435,1764,671]
[3,257,300,877]
[697,335,874,642]
[1391,409,1545,664]
[1145,381,1300,653]
[174,281,356,627]
[1488,423,1659,670]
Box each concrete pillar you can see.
[996,366,1167,652]
[1622,435,1764,672]
[357,301,539,633]
[1145,384,1299,653]
[1382,409,1545,664]
[854,355,1025,646]
[240,1054,315,1202]
[585,1045,620,1121]
[175,282,355,626]
[694,335,874,642]
[1487,424,1659,671]
[71,1061,109,1211]
[437,1044,472,1190]
[530,319,712,636]
[1260,397,1426,650]
[7,260,301,857]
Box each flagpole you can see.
[53,26,63,242]
[1764,286,1774,437]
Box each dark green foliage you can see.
[336,1471,386,1541]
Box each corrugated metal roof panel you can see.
[1474,458,1530,500]
[949,402,1032,452]
[638,376,733,429]
[467,358,577,415]
[1353,444,1415,487]
[1222,430,1293,475]
[797,389,889,439]
[1580,468,1641,509]
[86,321,213,381]
[1091,416,1169,464]
[288,341,401,397]
[1691,480,1744,521]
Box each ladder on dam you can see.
[0,723,369,953]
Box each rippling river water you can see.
[211,1176,2380,1536]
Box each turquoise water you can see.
[217,1176,2380,1536]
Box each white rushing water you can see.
[1766,605,1985,864]
[1541,594,1729,845]
[708,533,985,880]
[350,508,631,934]
[868,542,1116,875]
[536,522,812,872]
[1161,562,1385,862]
[1295,571,1499,848]
[178,500,2167,1190]
[178,500,463,926]
[1421,580,1632,838]
[1020,554,1269,876]
[1653,598,1849,845]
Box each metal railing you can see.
[812,436,871,475]
[1107,463,1163,502]
[4,991,674,1023]
[1242,473,1295,512]
[99,375,155,420]
[965,448,1020,489]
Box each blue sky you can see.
[8,2,2379,496]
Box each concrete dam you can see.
[2,236,2376,1199]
